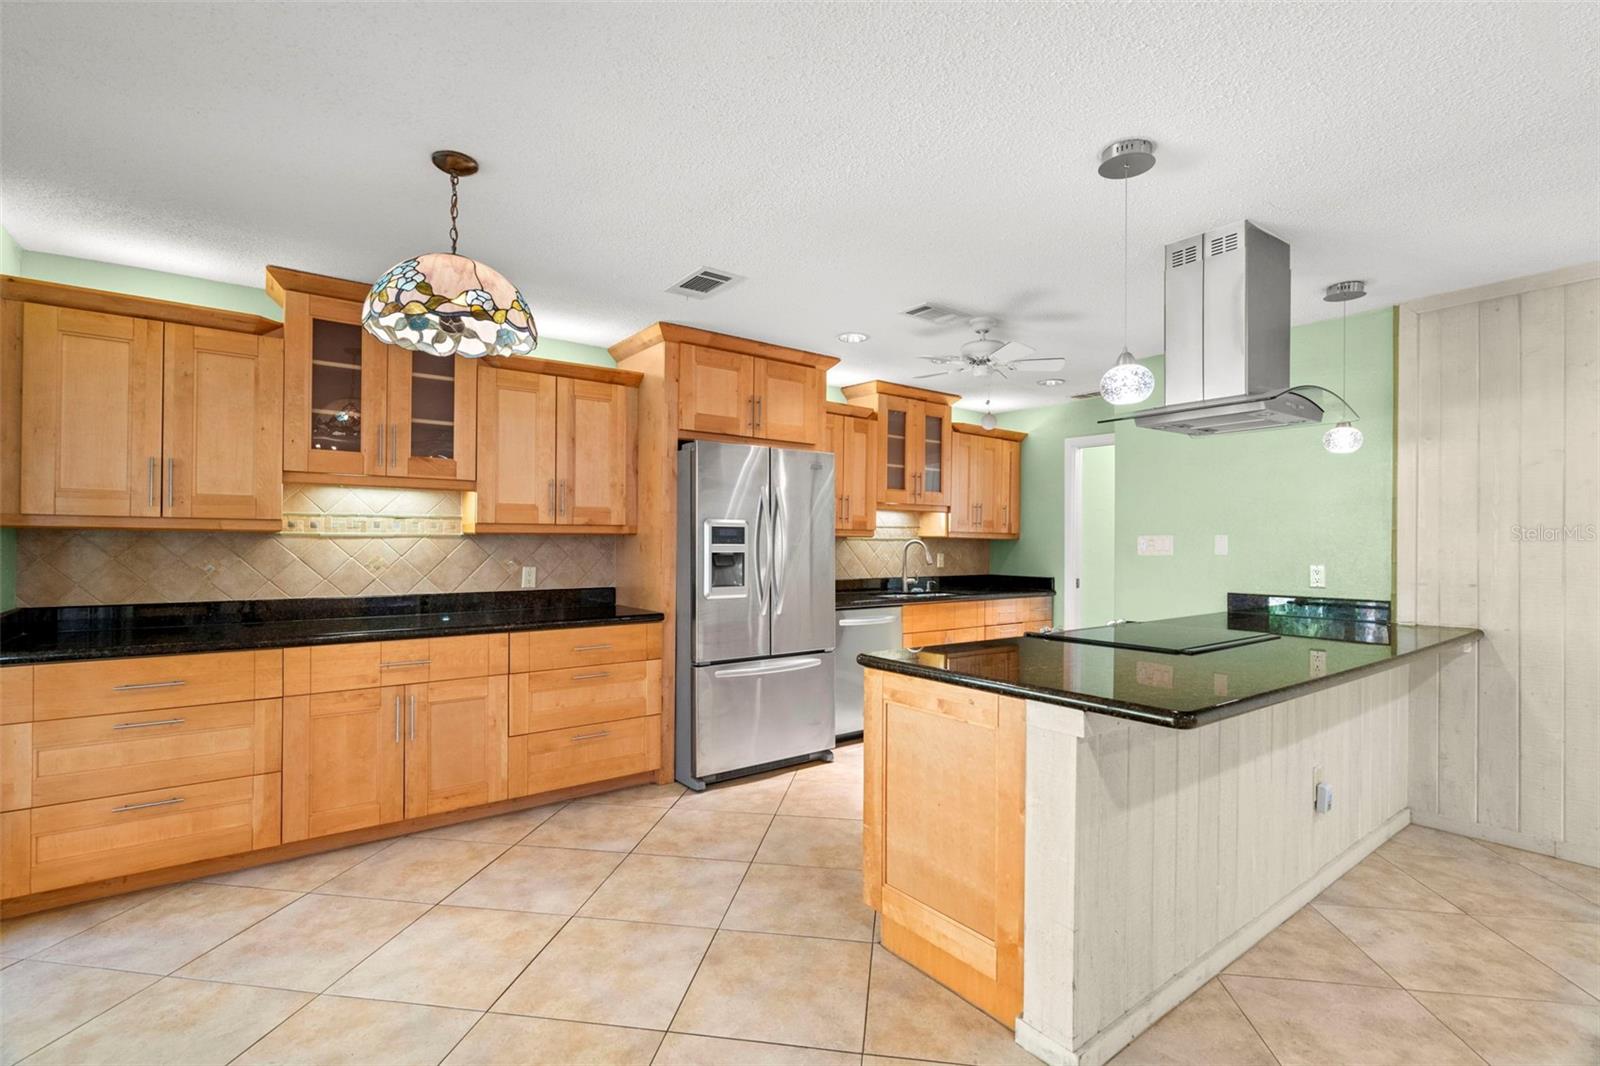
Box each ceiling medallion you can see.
[362,151,538,359]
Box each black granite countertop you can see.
[0,588,663,665]
[857,610,1480,729]
[836,575,1054,610]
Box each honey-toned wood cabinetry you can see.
[404,675,509,819]
[863,669,1024,1026]
[841,381,958,510]
[900,595,1053,647]
[281,686,405,842]
[271,267,476,488]
[11,302,282,526]
[678,342,829,447]
[474,363,638,531]
[946,426,1023,539]
[826,403,877,536]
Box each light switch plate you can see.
[1309,563,1326,588]
[520,566,537,588]
[1214,534,1229,556]
[1137,535,1174,557]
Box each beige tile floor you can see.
[1,742,1595,1066]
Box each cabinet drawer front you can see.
[983,597,1053,627]
[983,623,1037,640]
[33,652,265,720]
[903,627,985,648]
[23,773,280,894]
[303,634,505,693]
[509,624,658,672]
[17,701,281,809]
[509,715,661,797]
[900,600,984,635]
[510,661,660,735]
[308,643,383,693]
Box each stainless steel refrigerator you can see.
[675,441,836,789]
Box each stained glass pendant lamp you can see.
[1098,138,1157,405]
[1321,280,1366,454]
[363,151,538,358]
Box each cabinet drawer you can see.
[299,634,507,693]
[508,624,659,673]
[983,597,1053,627]
[510,660,661,735]
[983,623,1040,640]
[902,626,985,648]
[10,773,280,896]
[900,600,984,635]
[508,715,661,797]
[3,700,281,810]
[32,652,275,720]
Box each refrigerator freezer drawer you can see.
[691,653,835,779]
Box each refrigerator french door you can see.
[676,441,836,789]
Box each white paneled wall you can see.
[1396,264,1600,864]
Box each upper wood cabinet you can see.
[475,362,639,532]
[941,425,1024,540]
[826,403,877,536]
[271,267,476,487]
[679,343,826,446]
[841,381,958,511]
[10,299,282,527]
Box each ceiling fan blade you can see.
[920,356,962,364]
[914,371,953,379]
[1004,357,1067,372]
[987,340,1035,363]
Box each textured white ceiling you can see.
[3,2,1597,410]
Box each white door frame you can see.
[1063,433,1115,630]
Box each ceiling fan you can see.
[915,317,1065,379]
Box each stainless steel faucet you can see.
[901,538,935,591]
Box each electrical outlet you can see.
[1311,764,1327,814]
[1308,649,1327,677]
[1309,564,1326,588]
[936,552,945,568]
[520,566,537,588]
[1214,534,1229,556]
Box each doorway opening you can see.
[1064,434,1115,630]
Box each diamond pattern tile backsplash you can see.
[12,487,616,607]
[834,511,989,580]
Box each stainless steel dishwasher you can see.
[833,606,902,739]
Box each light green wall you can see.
[1078,444,1116,626]
[994,307,1395,622]
[0,229,618,612]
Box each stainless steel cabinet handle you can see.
[570,730,610,742]
[112,679,186,692]
[381,659,431,669]
[572,643,611,652]
[377,424,385,468]
[394,694,402,743]
[166,457,175,510]
[114,717,185,730]
[754,396,762,429]
[148,457,157,507]
[408,693,417,740]
[842,494,849,522]
[389,424,398,468]
[570,671,611,681]
[559,480,566,516]
[549,479,557,517]
[113,796,184,813]
[748,395,756,431]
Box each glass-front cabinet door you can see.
[384,349,476,482]
[283,292,385,477]
[919,406,950,505]
[879,397,918,505]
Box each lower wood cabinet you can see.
[509,715,662,797]
[403,676,509,819]
[900,596,1054,648]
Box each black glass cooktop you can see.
[1031,621,1280,655]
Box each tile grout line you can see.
[1213,975,1285,1066]
[3,959,161,1065]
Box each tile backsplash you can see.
[12,487,615,608]
[834,511,989,580]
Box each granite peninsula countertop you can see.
[0,588,664,665]
[858,610,1481,729]
[836,575,1054,610]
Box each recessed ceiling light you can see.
[1038,378,1065,387]
[837,331,869,343]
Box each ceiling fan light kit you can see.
[1097,137,1157,406]
[363,150,539,359]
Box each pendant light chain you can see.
[448,174,460,255]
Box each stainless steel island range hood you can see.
[1109,220,1331,436]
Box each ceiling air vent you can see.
[667,267,743,298]
[901,302,965,326]
[1170,242,1199,269]
[1208,230,1239,257]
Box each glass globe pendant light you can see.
[363,151,538,359]
[1321,280,1366,454]
[1098,139,1156,405]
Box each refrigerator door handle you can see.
[770,487,784,612]
[713,657,822,679]
[753,492,768,611]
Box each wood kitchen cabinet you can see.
[826,402,877,536]
[841,380,958,510]
[11,299,282,527]
[474,362,638,531]
[270,266,476,488]
[403,675,509,819]
[945,425,1024,538]
[678,342,829,447]
[281,686,405,842]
